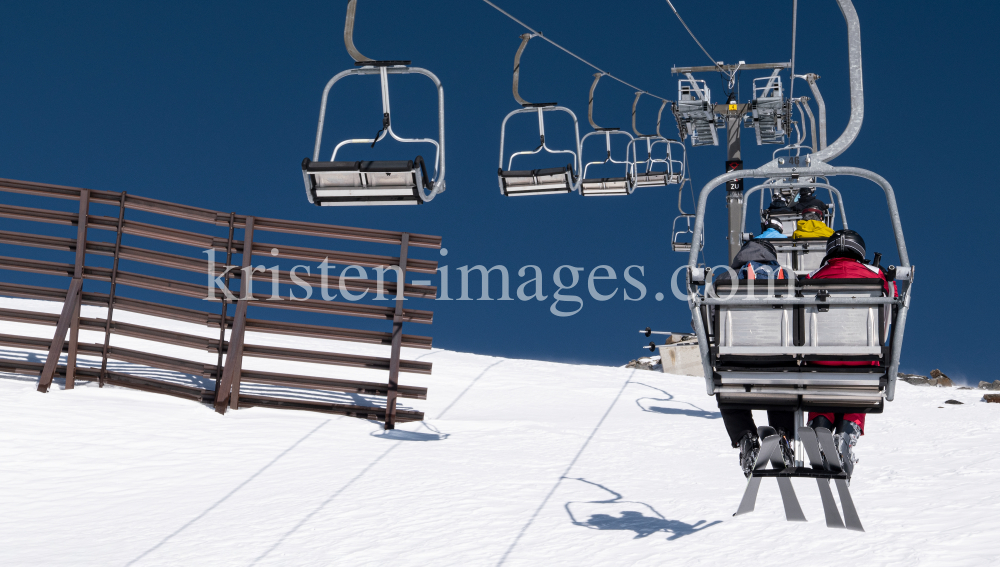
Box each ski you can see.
[734,433,780,516]
[799,426,845,529]
[816,427,864,532]
[767,431,806,522]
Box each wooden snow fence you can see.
[0,178,440,428]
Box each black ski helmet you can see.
[762,218,783,233]
[825,229,866,261]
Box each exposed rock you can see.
[899,373,930,386]
[957,387,972,390]
[983,394,1000,404]
[625,357,662,372]
[979,380,1000,391]
[899,372,952,387]
[944,399,963,405]
[928,370,953,387]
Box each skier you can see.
[791,187,829,213]
[758,218,787,239]
[715,239,788,282]
[717,238,792,476]
[803,229,896,476]
[792,207,834,238]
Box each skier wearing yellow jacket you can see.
[792,207,835,238]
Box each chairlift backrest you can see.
[709,278,889,411]
[498,34,582,196]
[302,0,446,206]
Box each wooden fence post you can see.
[384,233,409,430]
[99,191,126,387]
[214,212,236,394]
[65,189,90,389]
[215,216,254,414]
[37,278,83,393]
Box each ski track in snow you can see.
[0,297,998,566]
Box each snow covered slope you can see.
[1,297,999,566]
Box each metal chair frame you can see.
[579,74,636,196]
[304,0,446,206]
[498,34,583,196]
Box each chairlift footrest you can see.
[752,467,849,480]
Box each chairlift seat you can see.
[707,279,892,411]
[499,166,575,196]
[581,177,631,196]
[634,173,667,187]
[302,157,428,206]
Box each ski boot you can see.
[737,432,760,478]
[775,429,795,468]
[835,421,861,479]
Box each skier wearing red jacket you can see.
[805,229,895,477]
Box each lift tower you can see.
[670,62,791,262]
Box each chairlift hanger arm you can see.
[587,73,618,131]
[631,92,651,137]
[344,0,373,63]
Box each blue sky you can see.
[1,0,996,383]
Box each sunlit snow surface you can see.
[1,296,998,566]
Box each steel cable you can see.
[479,0,671,102]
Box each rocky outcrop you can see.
[625,357,662,372]
[979,380,1000,391]
[899,373,952,387]
[928,370,953,387]
[983,394,1000,404]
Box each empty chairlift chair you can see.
[498,34,582,196]
[629,95,686,188]
[672,76,718,147]
[579,74,636,197]
[302,0,445,206]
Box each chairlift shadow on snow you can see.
[634,382,721,420]
[369,421,449,442]
[564,478,721,540]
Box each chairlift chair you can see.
[629,95,686,188]
[746,73,791,145]
[671,214,698,252]
[672,77,718,147]
[302,0,445,206]
[751,182,843,275]
[579,74,636,197]
[498,34,582,196]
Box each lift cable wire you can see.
[479,0,672,102]
[663,0,724,75]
